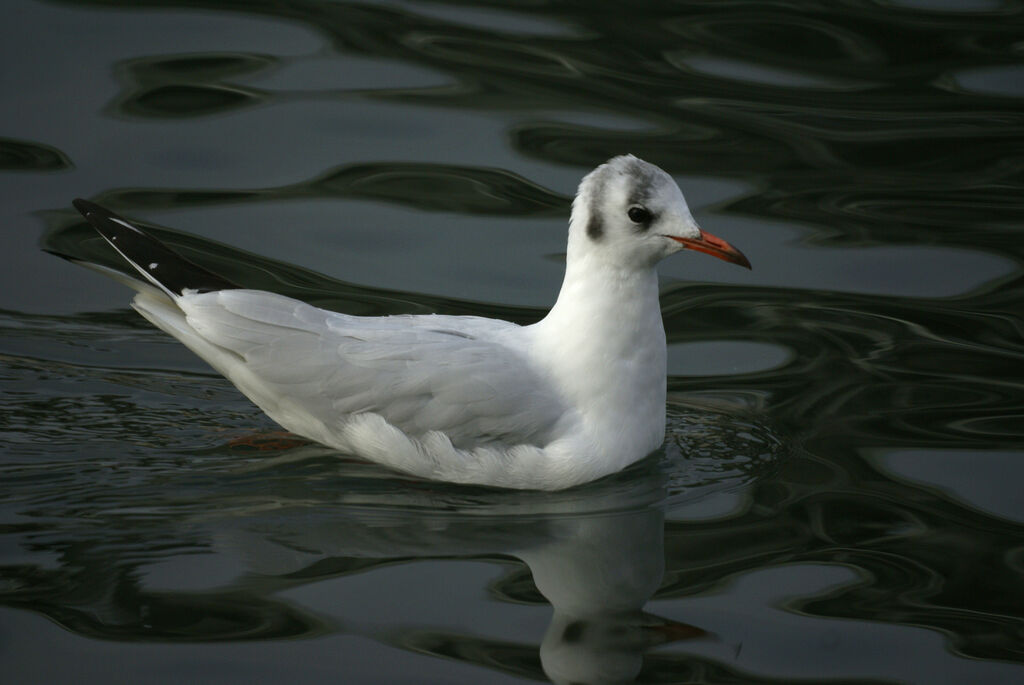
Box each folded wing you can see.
[175,289,567,449]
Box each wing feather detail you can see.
[178,290,567,449]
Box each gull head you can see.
[570,155,750,270]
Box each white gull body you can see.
[70,155,749,490]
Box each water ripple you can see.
[5,0,1024,681]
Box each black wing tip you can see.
[72,199,146,238]
[69,198,240,295]
[72,198,120,224]
[72,198,96,215]
[42,248,80,264]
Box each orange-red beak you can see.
[668,230,751,269]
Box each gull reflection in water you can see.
[216,449,708,684]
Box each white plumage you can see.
[70,155,750,490]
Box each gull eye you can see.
[627,205,651,224]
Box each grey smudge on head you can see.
[585,170,606,241]
[583,156,668,241]
[585,211,604,241]
[624,156,665,208]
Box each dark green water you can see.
[3,1,1024,683]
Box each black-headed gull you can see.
[68,155,749,490]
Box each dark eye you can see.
[627,206,651,224]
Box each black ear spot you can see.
[586,213,604,241]
[561,620,585,643]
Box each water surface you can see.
[2,1,1024,683]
